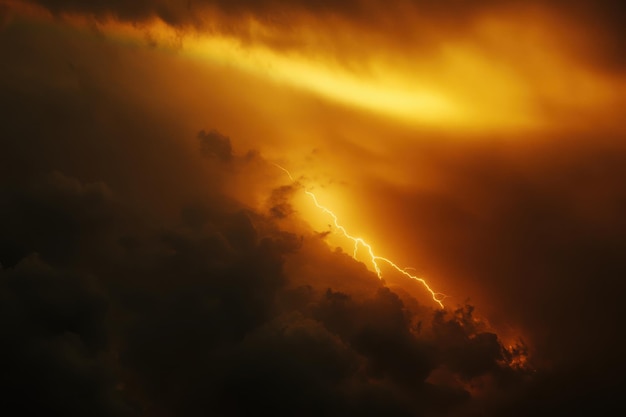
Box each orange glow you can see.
[5,1,625,133]
[5,1,626,411]
[182,35,460,127]
[307,191,446,308]
[275,164,445,309]
[129,16,626,132]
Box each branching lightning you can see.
[274,163,446,309]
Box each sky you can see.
[1,1,625,416]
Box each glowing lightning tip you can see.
[273,163,295,182]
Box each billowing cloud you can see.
[0,136,529,416]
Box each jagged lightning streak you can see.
[274,163,446,309]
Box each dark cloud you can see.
[267,183,298,219]
[0,171,117,268]
[0,255,135,417]
[0,166,521,416]
[198,129,233,162]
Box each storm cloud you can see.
[1,3,625,417]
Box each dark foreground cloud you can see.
[0,140,527,415]
[0,255,134,417]
[1,13,625,417]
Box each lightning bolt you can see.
[274,163,295,182]
[274,163,446,309]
